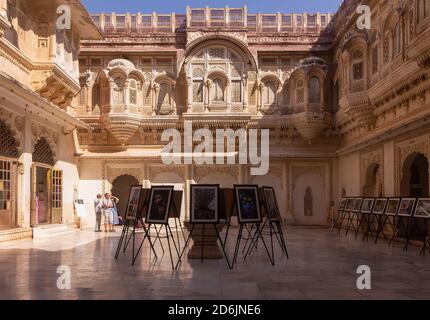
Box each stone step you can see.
[32,224,78,239]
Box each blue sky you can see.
[81,0,344,14]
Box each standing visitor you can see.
[102,193,115,232]
[94,194,103,232]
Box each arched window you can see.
[383,33,390,65]
[129,80,137,105]
[158,83,171,106]
[79,87,86,106]
[92,82,100,106]
[333,81,340,113]
[33,138,54,166]
[193,80,203,103]
[112,77,125,103]
[417,0,430,24]
[352,50,364,81]
[0,121,18,158]
[296,79,304,104]
[282,84,289,106]
[308,76,321,103]
[262,81,276,106]
[210,78,225,102]
[393,21,401,56]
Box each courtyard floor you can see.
[0,226,429,300]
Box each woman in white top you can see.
[102,193,115,232]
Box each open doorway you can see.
[111,174,139,218]
[400,152,429,238]
[32,165,50,225]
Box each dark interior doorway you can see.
[111,174,139,218]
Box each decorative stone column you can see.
[257,81,263,115]
[242,77,248,112]
[204,79,211,112]
[186,77,193,113]
[152,83,159,116]
[226,79,232,112]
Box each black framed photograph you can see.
[234,185,262,223]
[352,198,363,212]
[360,198,375,214]
[190,184,219,224]
[146,186,174,224]
[345,198,354,210]
[385,198,401,216]
[397,198,416,217]
[338,198,347,211]
[262,186,280,221]
[414,198,430,218]
[372,198,388,215]
[125,185,142,220]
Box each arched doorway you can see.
[0,120,19,229]
[400,153,429,197]
[31,137,61,226]
[362,163,382,197]
[400,152,429,238]
[111,174,139,218]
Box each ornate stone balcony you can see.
[31,63,81,110]
[292,111,332,144]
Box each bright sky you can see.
[81,0,344,14]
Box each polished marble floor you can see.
[0,226,429,300]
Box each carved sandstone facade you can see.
[0,1,430,239]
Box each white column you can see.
[242,79,248,112]
[187,78,193,113]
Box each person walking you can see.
[111,195,120,226]
[102,193,115,232]
[94,194,103,232]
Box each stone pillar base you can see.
[184,222,224,259]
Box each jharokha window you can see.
[193,81,203,103]
[308,76,321,104]
[263,81,276,106]
[393,21,401,57]
[113,78,125,103]
[210,78,225,102]
[296,79,304,104]
[417,0,430,24]
[129,80,137,105]
[352,50,364,80]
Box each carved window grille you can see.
[296,80,304,104]
[383,34,390,64]
[210,78,225,102]
[393,22,401,56]
[353,62,363,80]
[409,10,414,41]
[158,83,171,106]
[308,77,321,103]
[52,170,62,209]
[372,46,379,74]
[143,84,151,105]
[129,80,137,105]
[193,81,204,103]
[33,138,54,166]
[0,121,18,158]
[0,160,12,211]
[209,47,225,59]
[263,81,276,106]
[92,82,100,106]
[79,87,86,105]
[231,80,242,103]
